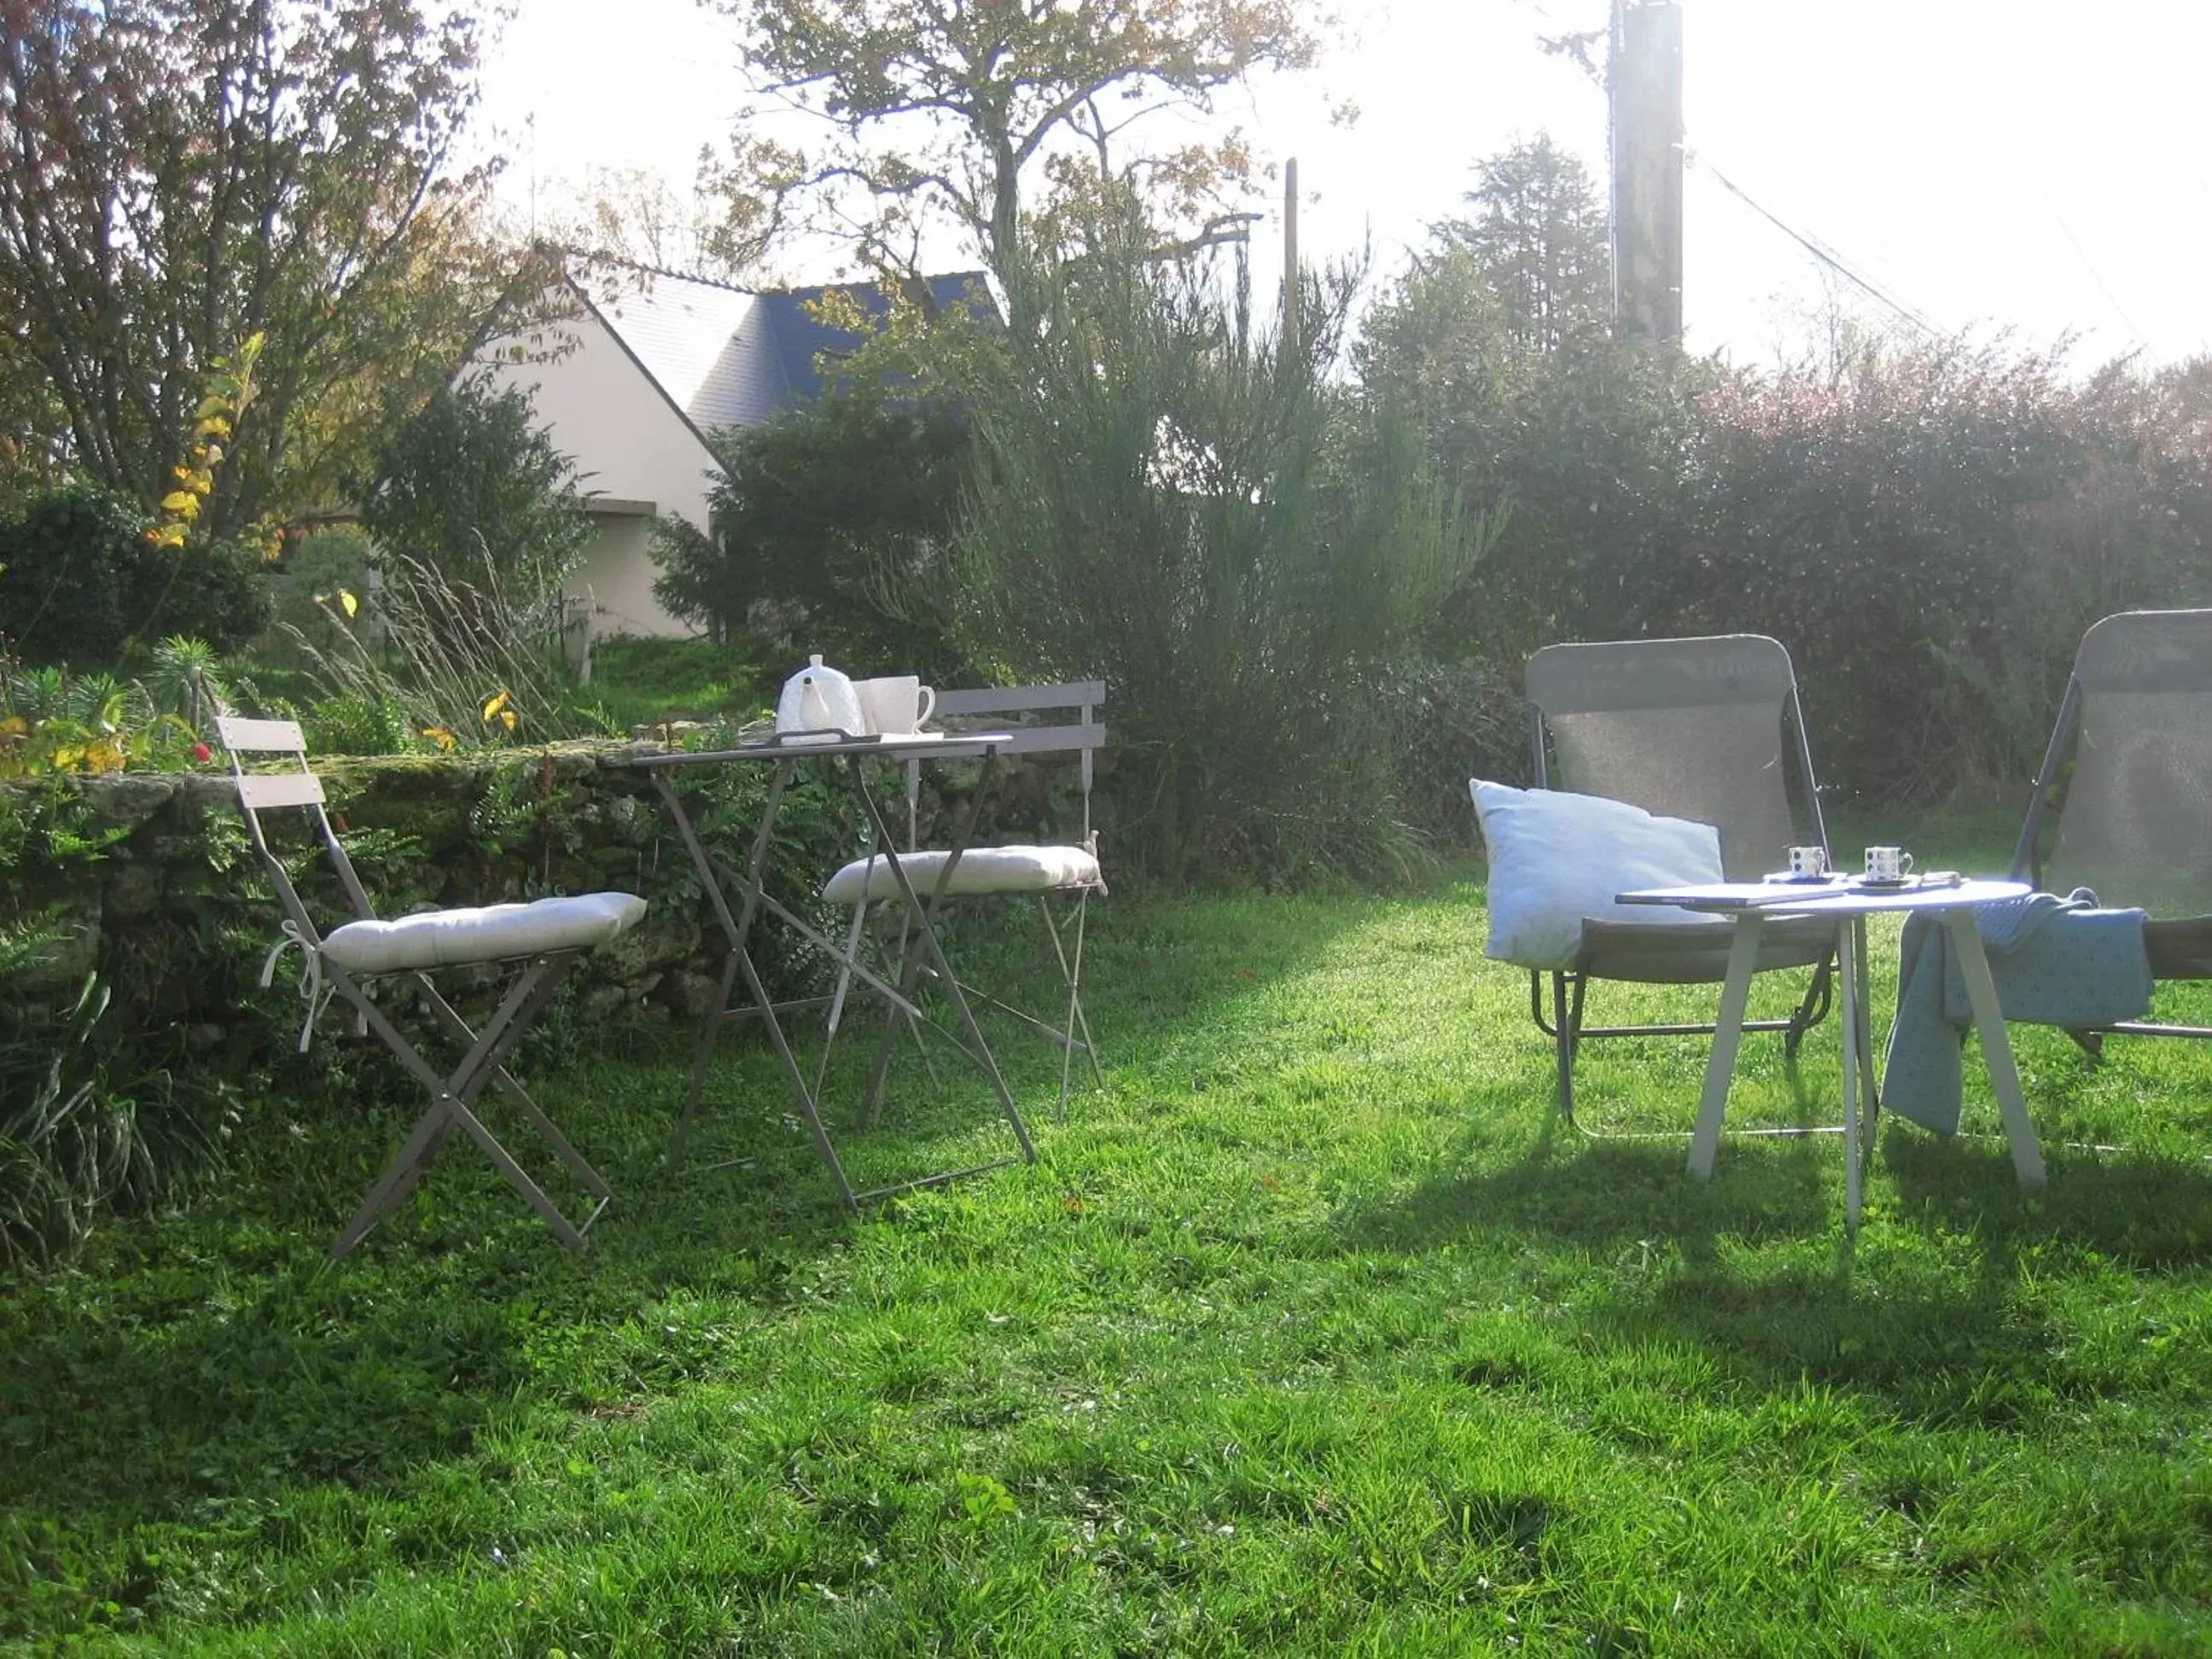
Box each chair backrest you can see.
[2015,608,2212,918]
[906,680,1107,847]
[1524,634,1823,881]
[216,715,377,942]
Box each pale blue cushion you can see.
[1470,780,1726,969]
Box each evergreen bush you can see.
[0,480,271,667]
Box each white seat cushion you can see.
[822,845,1102,905]
[320,893,648,975]
[1470,780,1728,969]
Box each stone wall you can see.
[1,739,1071,1063]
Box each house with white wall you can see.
[475,264,990,640]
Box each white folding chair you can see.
[821,681,1109,1118]
[218,716,646,1257]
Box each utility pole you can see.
[1283,156,1300,360]
[1610,1,1683,348]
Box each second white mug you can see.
[854,675,937,735]
[1864,845,1915,882]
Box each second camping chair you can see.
[2011,607,2212,1053]
[1523,634,1842,1126]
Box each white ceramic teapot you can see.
[775,655,866,736]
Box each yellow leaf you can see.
[499,708,518,731]
[143,524,189,548]
[160,490,198,512]
[0,716,26,738]
[194,415,232,439]
[338,588,358,619]
[480,689,511,723]
[421,725,457,752]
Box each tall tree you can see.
[0,0,519,537]
[703,0,1328,290]
[1434,132,1610,352]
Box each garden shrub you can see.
[1360,276,2212,808]
[1659,342,2212,802]
[651,387,974,682]
[950,245,1489,885]
[354,375,594,609]
[258,526,377,667]
[0,479,271,667]
[304,690,418,756]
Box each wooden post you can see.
[1283,156,1300,361]
[1610,1,1683,348]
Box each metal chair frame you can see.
[218,717,614,1257]
[1520,637,1840,1129]
[859,680,1109,1121]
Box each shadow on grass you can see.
[1343,1068,1848,1265]
[1880,1122,2212,1269]
[0,882,1374,1580]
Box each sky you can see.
[475,0,2212,368]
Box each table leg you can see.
[1840,916,1863,1231]
[1941,910,2048,1189]
[1688,911,1765,1180]
[1854,919,1880,1133]
[657,764,810,1174]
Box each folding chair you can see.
[2011,608,2212,1053]
[820,681,1108,1118]
[1523,635,1843,1126]
[218,716,646,1257]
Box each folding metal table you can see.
[1620,875,2046,1229]
[631,731,1036,1210]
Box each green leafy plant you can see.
[356,374,596,608]
[0,659,201,779]
[651,390,975,678]
[0,480,272,668]
[286,551,597,752]
[953,1471,1020,1528]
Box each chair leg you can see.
[1551,971,1583,1126]
[414,975,611,1202]
[1784,950,1836,1060]
[2064,1027,2105,1062]
[1039,888,1102,1121]
[330,954,599,1257]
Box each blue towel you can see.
[1881,889,2151,1135]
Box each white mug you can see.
[854,675,937,736]
[1865,846,1915,882]
[1785,845,1829,878]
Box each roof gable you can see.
[585,266,993,434]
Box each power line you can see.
[2044,195,2144,345]
[1691,154,1939,335]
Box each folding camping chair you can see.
[218,717,646,1257]
[2011,608,2212,1053]
[1524,635,1845,1126]
[820,681,1108,1119]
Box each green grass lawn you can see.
[579,637,767,733]
[5,830,2210,1654]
